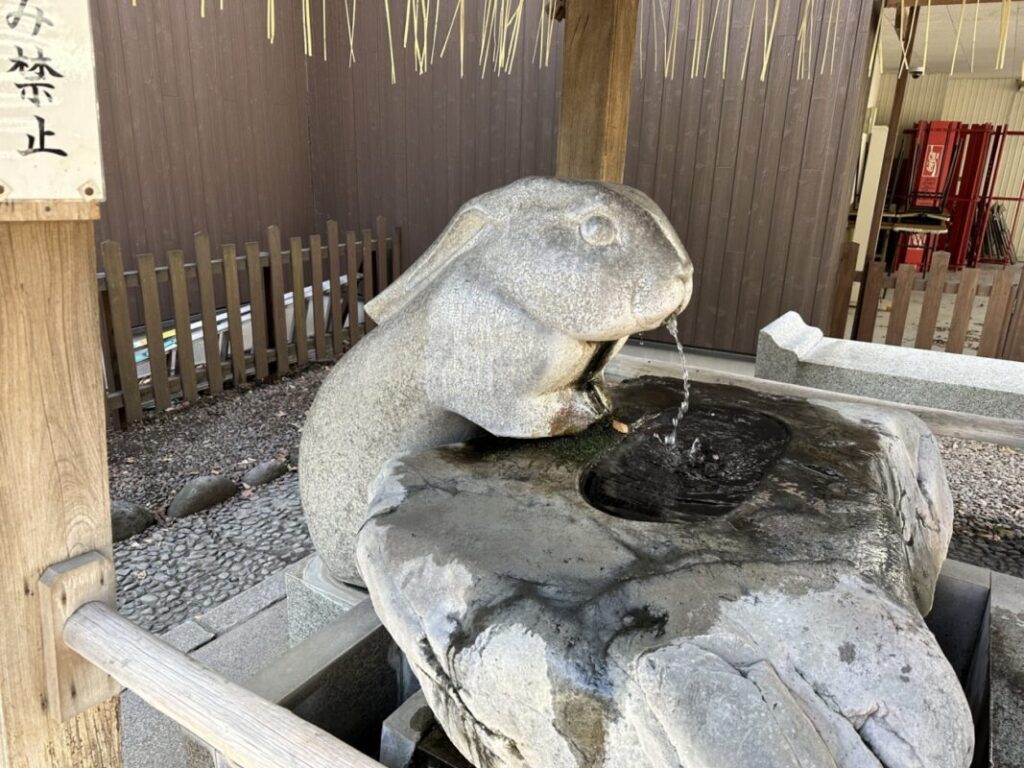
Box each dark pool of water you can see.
[580,405,790,523]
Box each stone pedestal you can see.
[376,561,1023,768]
[358,378,974,768]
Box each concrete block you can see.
[184,600,291,768]
[756,312,1024,420]
[193,569,286,635]
[990,571,1024,768]
[285,555,366,645]
[159,619,215,654]
[380,691,433,768]
[927,562,991,684]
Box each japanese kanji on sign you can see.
[0,0,103,202]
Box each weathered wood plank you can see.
[376,216,390,291]
[1003,276,1024,362]
[102,242,144,422]
[168,250,199,402]
[828,242,858,338]
[362,229,376,332]
[195,234,224,395]
[267,227,290,376]
[136,252,172,411]
[346,229,361,346]
[885,264,916,346]
[855,260,885,342]
[97,285,119,419]
[328,221,345,356]
[391,227,403,283]
[221,244,247,387]
[290,236,309,368]
[978,269,1015,359]
[64,602,386,768]
[914,252,949,350]
[946,268,980,355]
[309,235,328,361]
[0,219,121,768]
[38,553,119,722]
[245,242,270,381]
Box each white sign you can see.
[0,0,104,202]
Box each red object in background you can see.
[894,121,960,271]
[893,121,1013,270]
[943,123,1004,268]
[912,121,959,208]
[897,231,934,270]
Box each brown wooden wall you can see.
[92,0,874,355]
[91,0,315,256]
[304,1,563,267]
[624,1,875,353]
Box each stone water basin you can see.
[356,377,975,768]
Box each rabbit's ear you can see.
[366,206,491,324]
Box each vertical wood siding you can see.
[93,1,873,355]
[91,0,316,260]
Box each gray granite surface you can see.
[358,378,973,768]
[300,177,694,584]
[756,312,1024,420]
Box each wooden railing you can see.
[97,218,402,426]
[830,245,1024,361]
[40,552,383,768]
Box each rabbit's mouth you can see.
[577,341,618,417]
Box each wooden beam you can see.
[63,602,386,768]
[0,216,122,767]
[556,0,639,182]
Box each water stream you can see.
[657,314,692,449]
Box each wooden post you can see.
[0,204,122,767]
[864,5,919,265]
[556,0,639,183]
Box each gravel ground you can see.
[115,473,312,633]
[110,365,330,633]
[108,365,330,512]
[940,435,1024,579]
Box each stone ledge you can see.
[756,312,1024,420]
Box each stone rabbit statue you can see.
[300,177,694,585]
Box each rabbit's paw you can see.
[549,384,610,435]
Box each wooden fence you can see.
[98,217,401,426]
[830,245,1024,361]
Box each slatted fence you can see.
[98,217,402,426]
[831,247,1024,361]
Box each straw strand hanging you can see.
[722,0,733,79]
[344,0,357,66]
[761,0,779,81]
[131,0,846,86]
[384,0,397,83]
[948,0,966,75]
[997,0,1011,69]
[740,0,756,81]
[703,0,722,78]
[922,0,931,73]
[972,0,980,73]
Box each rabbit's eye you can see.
[580,214,617,246]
